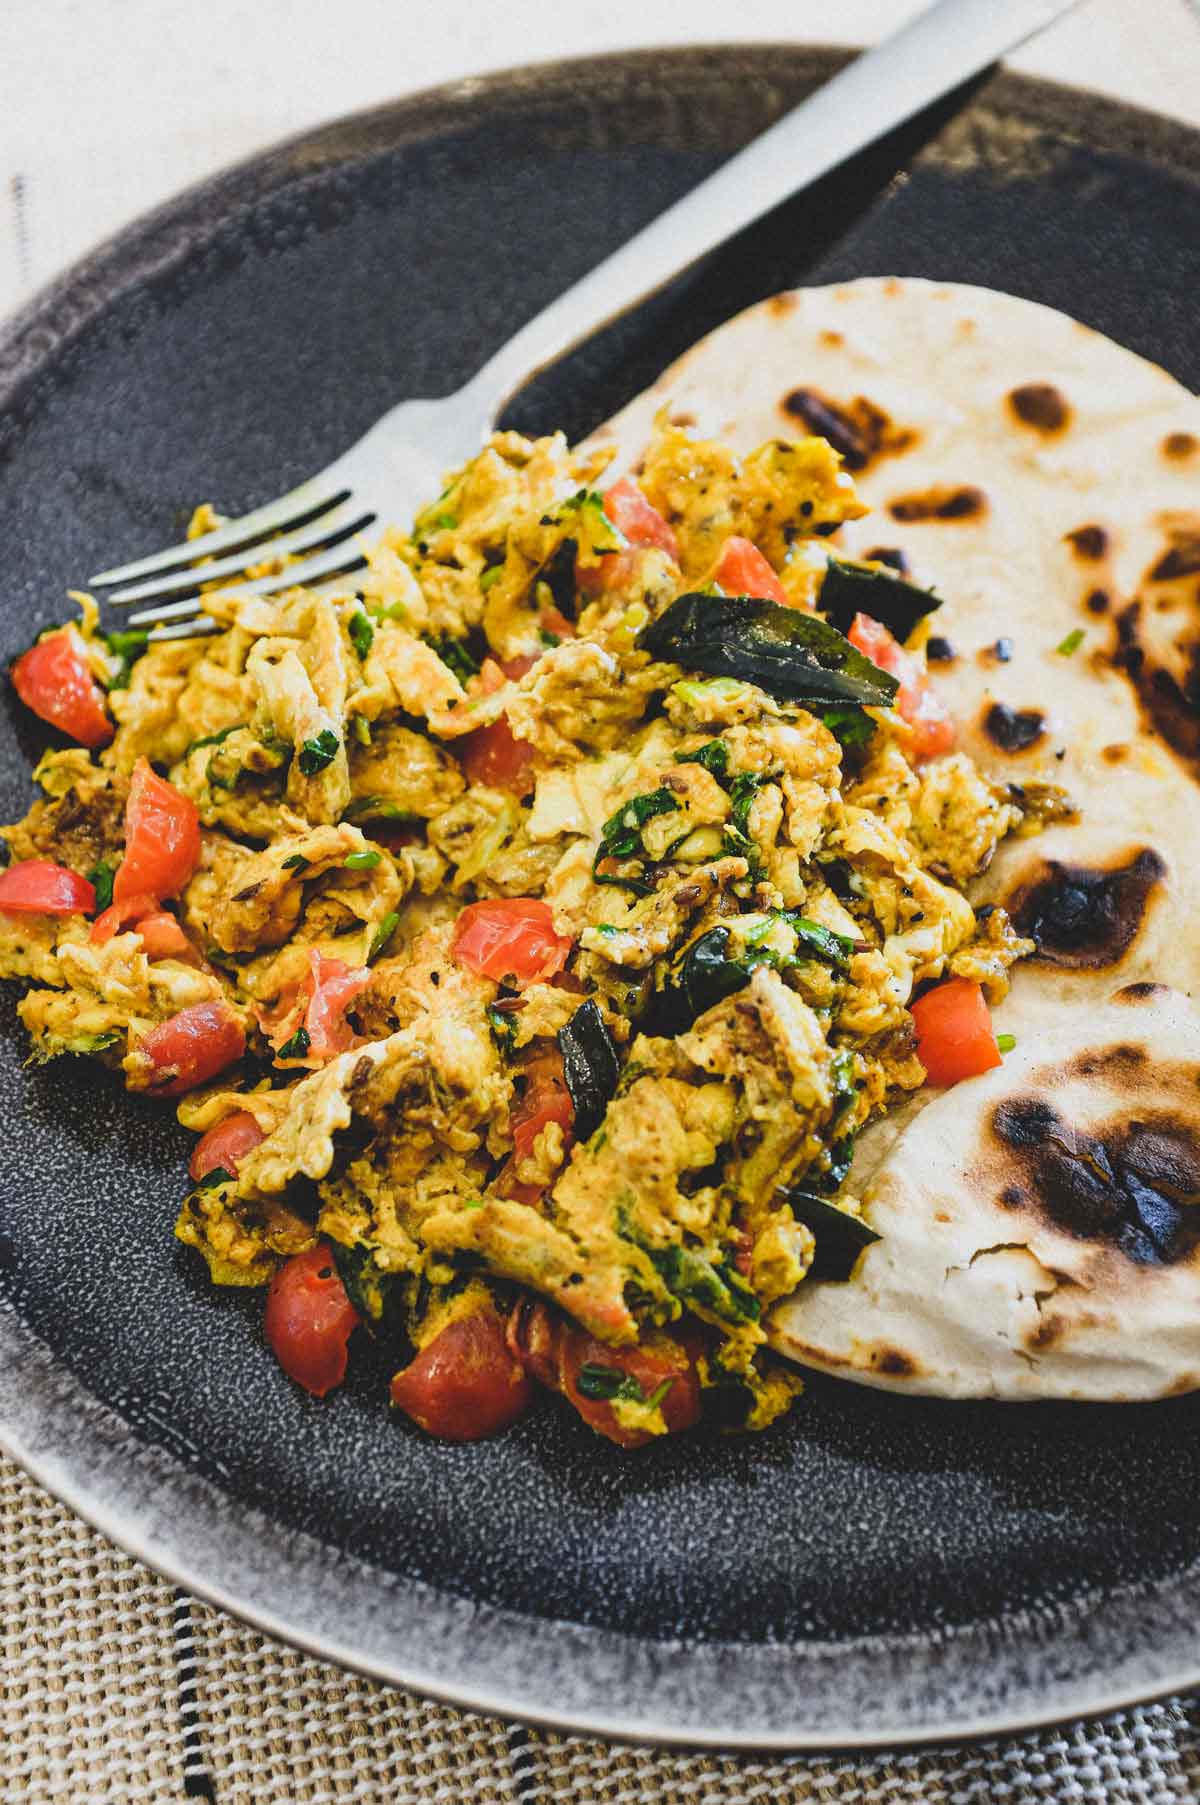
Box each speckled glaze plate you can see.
[3,48,1200,1751]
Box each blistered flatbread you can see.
[595,279,1200,1399]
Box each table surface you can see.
[4,1,1200,1800]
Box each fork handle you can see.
[465,0,1081,422]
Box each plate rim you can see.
[3,43,1200,1750]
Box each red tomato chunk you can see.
[451,899,572,987]
[602,476,680,559]
[715,535,788,605]
[113,758,201,905]
[136,1002,245,1097]
[847,612,956,762]
[0,859,95,916]
[265,1243,358,1399]
[390,1306,533,1440]
[12,630,112,749]
[911,977,1003,1087]
[188,1110,266,1184]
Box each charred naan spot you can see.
[991,1098,1200,1266]
[1027,1312,1068,1352]
[926,636,957,665]
[767,293,797,318]
[1000,1184,1025,1208]
[669,410,697,429]
[1007,849,1166,968]
[863,545,910,574]
[1114,981,1171,1004]
[780,388,916,473]
[1085,588,1110,615]
[889,485,986,523]
[983,703,1046,753]
[1069,1043,1147,1080]
[1102,743,1129,764]
[1114,600,1200,763]
[1008,383,1071,435]
[869,1346,920,1378]
[1163,432,1197,462]
[818,327,843,346]
[1065,524,1109,561]
[982,637,1014,665]
[1151,537,1200,582]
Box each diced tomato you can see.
[135,910,194,961]
[188,1110,267,1183]
[538,606,576,641]
[911,977,1003,1087]
[305,950,371,1059]
[459,717,536,794]
[510,1049,574,1166]
[847,613,956,762]
[135,1002,245,1097]
[112,759,201,906]
[452,898,572,988]
[91,891,158,945]
[265,1242,358,1399]
[475,658,508,698]
[508,1299,701,1449]
[390,1305,534,1440]
[715,535,789,605]
[603,476,680,559]
[576,546,641,598]
[12,629,113,749]
[0,858,95,916]
[501,653,541,682]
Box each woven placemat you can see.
[4,1451,1200,1803]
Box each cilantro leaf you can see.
[297,729,340,776]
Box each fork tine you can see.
[89,480,348,588]
[104,502,376,606]
[147,618,221,643]
[130,541,371,627]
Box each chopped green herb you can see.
[352,715,372,747]
[593,787,680,894]
[787,915,857,971]
[996,1032,1017,1053]
[595,923,620,938]
[648,1243,761,1325]
[428,634,481,685]
[367,910,400,964]
[1056,628,1085,656]
[821,705,876,749]
[87,858,119,911]
[297,728,340,776]
[344,849,382,870]
[276,1027,311,1060]
[539,629,562,648]
[487,1004,517,1054]
[674,739,730,780]
[576,1362,669,1406]
[479,564,504,592]
[196,1166,234,1191]
[184,721,244,756]
[104,627,150,690]
[281,853,309,872]
[348,610,375,661]
[344,796,420,825]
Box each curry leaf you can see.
[639,592,899,708]
[276,1028,310,1060]
[817,557,941,644]
[348,611,375,661]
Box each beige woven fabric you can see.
[5,1448,1200,1804]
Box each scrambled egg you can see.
[0,419,1037,1441]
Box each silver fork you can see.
[93,0,1082,640]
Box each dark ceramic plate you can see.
[3,47,1200,1751]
